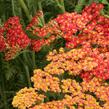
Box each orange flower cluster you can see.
[45,45,109,80]
[81,78,109,102]
[44,47,98,78]
[31,69,61,92]
[30,75,109,109]
[28,48,109,108]
[12,54,109,109]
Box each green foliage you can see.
[99,0,109,4]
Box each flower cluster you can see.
[54,2,107,48]
[27,2,109,51]
[4,17,30,48]
[45,47,95,79]
[12,68,109,109]
[30,72,109,109]
[0,16,30,60]
[0,27,6,52]
[27,11,61,52]
[46,46,109,80]
[31,69,61,92]
[12,87,45,109]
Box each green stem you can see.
[55,0,65,13]
[0,19,2,26]
[32,51,36,69]
[23,52,32,87]
[0,74,8,109]
[37,1,45,25]
[18,57,32,87]
[37,1,43,11]
[18,0,32,21]
[59,0,65,13]
[24,65,32,87]
[12,0,16,16]
[0,57,8,109]
[23,52,30,66]
[75,0,86,13]
[88,0,94,4]
[26,0,30,10]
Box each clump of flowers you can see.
[12,68,109,109]
[26,11,61,52]
[0,27,6,52]
[31,69,61,92]
[12,87,45,109]
[27,2,109,52]
[26,12,63,52]
[0,16,30,60]
[54,2,107,48]
[4,16,30,49]
[12,46,109,109]
[45,46,109,80]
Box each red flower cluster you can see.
[0,28,6,52]
[27,3,109,52]
[4,17,30,48]
[26,11,62,52]
[91,52,109,80]
[55,2,106,48]
[0,17,30,60]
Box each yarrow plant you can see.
[0,2,108,109]
[24,2,109,80]
[26,2,109,50]
[12,48,109,109]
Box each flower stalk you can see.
[18,0,32,21]
[37,0,45,25]
[75,0,86,13]
[1,74,9,109]
[55,0,65,13]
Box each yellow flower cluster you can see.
[12,87,45,109]
[61,79,82,95]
